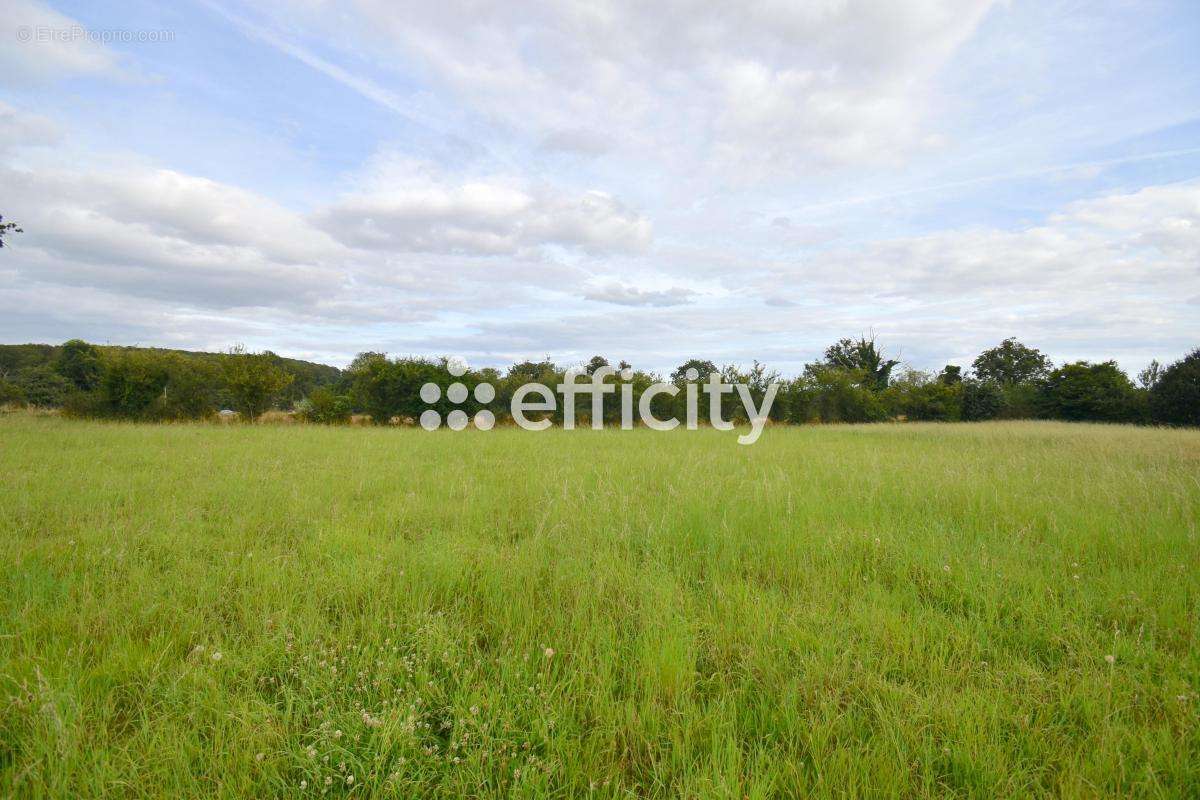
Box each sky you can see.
[1,0,1198,375]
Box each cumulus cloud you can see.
[313,159,651,255]
[0,0,123,85]
[583,282,696,307]
[0,142,649,344]
[305,0,994,176]
[0,101,60,154]
[775,182,1200,301]
[1,164,348,308]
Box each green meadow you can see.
[1,414,1197,798]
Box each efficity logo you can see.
[420,358,779,445]
[418,357,496,431]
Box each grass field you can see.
[1,414,1198,798]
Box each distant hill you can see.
[0,342,342,404]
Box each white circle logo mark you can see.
[419,357,495,431]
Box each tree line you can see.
[0,337,1196,428]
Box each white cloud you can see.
[0,0,122,85]
[2,164,347,307]
[4,2,1196,377]
[310,0,995,175]
[5,133,1195,373]
[583,282,695,307]
[0,147,640,334]
[0,100,60,154]
[314,158,651,255]
[777,181,1200,301]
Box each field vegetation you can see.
[1,415,1197,797]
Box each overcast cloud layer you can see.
[1,0,1198,374]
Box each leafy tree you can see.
[671,359,718,382]
[98,350,171,418]
[1149,348,1200,427]
[55,339,102,391]
[1137,360,1165,390]
[0,344,55,376]
[718,361,781,422]
[163,357,221,419]
[0,215,22,247]
[960,380,1005,421]
[790,366,887,423]
[348,354,443,424]
[346,353,394,423]
[13,365,72,407]
[584,355,610,375]
[0,378,25,406]
[222,347,293,420]
[997,382,1040,419]
[297,386,352,424]
[938,365,962,385]
[822,336,899,390]
[884,370,961,421]
[972,338,1050,385]
[1037,361,1142,422]
[506,359,559,384]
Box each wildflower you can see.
[211,651,223,662]
[300,780,307,789]
[256,752,265,762]
[544,647,555,659]
[470,705,479,715]
[1105,654,1115,664]
[345,775,354,786]
[324,776,332,786]
[333,729,343,739]
[942,565,950,573]
[307,746,317,758]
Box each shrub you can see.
[1149,348,1200,427]
[98,350,171,418]
[348,354,441,424]
[792,367,888,423]
[961,380,1005,421]
[222,348,293,421]
[55,339,102,391]
[1037,361,1143,423]
[997,382,1039,419]
[298,387,352,424]
[13,365,73,407]
[163,357,221,419]
[0,378,25,406]
[904,382,962,421]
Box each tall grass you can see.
[1,415,1197,798]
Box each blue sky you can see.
[2,0,1198,375]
